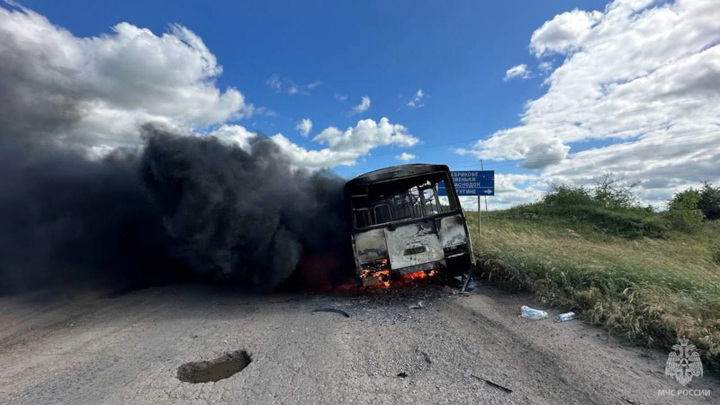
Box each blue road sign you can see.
[438,170,495,196]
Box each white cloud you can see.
[352,96,371,114]
[265,74,283,92]
[334,92,348,101]
[503,64,531,81]
[203,117,420,170]
[538,61,553,72]
[272,117,418,169]
[395,152,416,161]
[530,9,603,57]
[459,0,720,208]
[520,139,570,169]
[488,174,545,209]
[265,74,320,95]
[0,5,254,150]
[313,117,418,152]
[407,89,427,108]
[296,118,312,137]
[209,124,257,150]
[254,107,277,117]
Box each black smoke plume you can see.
[0,125,353,293]
[139,125,352,290]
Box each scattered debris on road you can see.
[520,305,548,320]
[397,372,408,378]
[177,350,252,383]
[471,374,513,394]
[409,300,424,309]
[312,308,350,318]
[556,311,576,322]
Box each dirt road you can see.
[0,282,716,404]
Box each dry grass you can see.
[469,214,720,373]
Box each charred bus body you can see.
[345,164,475,287]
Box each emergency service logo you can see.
[665,337,703,386]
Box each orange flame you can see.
[368,269,438,289]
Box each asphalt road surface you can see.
[0,282,717,404]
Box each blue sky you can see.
[7,0,720,208]
[20,0,605,180]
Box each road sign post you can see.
[478,195,481,232]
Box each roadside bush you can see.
[665,208,704,233]
[507,177,713,238]
[669,188,702,211]
[512,179,668,239]
[592,173,640,210]
[542,185,595,208]
[698,183,720,220]
[664,184,720,222]
[667,188,705,233]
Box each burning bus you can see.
[345,164,475,287]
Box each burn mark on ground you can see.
[312,308,350,318]
[177,350,252,383]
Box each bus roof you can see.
[345,164,450,188]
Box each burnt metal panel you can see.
[438,214,469,248]
[354,229,388,264]
[384,221,443,270]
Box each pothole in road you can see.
[177,350,252,383]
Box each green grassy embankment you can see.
[469,211,720,373]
